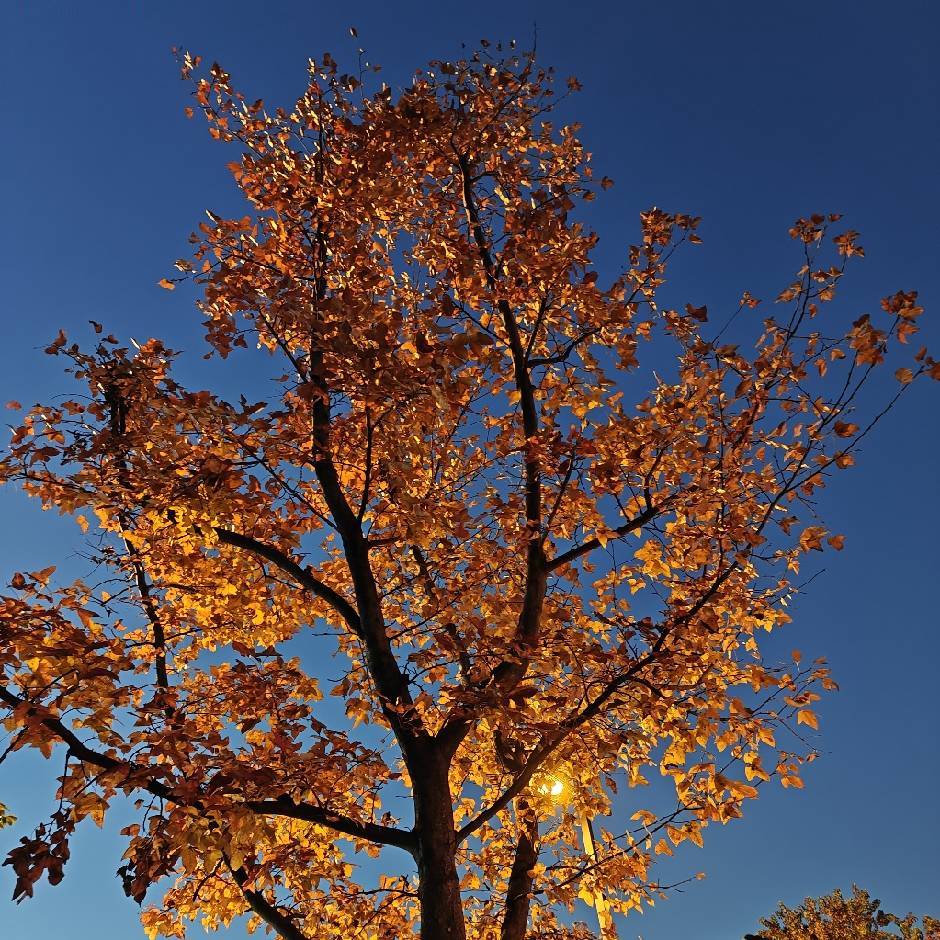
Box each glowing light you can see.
[537,776,565,798]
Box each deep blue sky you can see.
[1,2,937,938]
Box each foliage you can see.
[751,885,940,939]
[0,43,936,940]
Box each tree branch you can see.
[214,527,361,636]
[0,686,414,852]
[247,796,415,852]
[229,863,312,940]
[528,323,604,368]
[410,545,472,680]
[308,347,420,744]
[456,150,546,688]
[547,503,662,572]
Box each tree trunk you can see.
[499,815,539,940]
[413,749,466,940]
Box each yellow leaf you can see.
[728,781,759,800]
[634,540,670,577]
[757,726,776,746]
[578,885,597,906]
[796,709,819,730]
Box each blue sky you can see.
[0,2,937,937]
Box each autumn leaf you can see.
[634,540,670,578]
[796,709,819,730]
[44,329,67,355]
[799,527,827,552]
[728,781,759,800]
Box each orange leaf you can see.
[796,709,819,730]
[799,527,827,552]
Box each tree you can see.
[0,44,936,940]
[749,885,940,939]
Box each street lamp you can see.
[538,775,618,939]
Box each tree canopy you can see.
[751,885,939,939]
[1,44,936,940]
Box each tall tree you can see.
[1,45,936,940]
[750,885,940,939]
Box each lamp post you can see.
[576,811,616,939]
[539,776,618,939]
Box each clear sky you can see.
[0,2,937,938]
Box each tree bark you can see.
[413,749,466,940]
[499,815,539,940]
